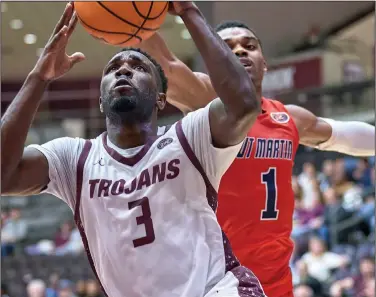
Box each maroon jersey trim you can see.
[175,120,218,212]
[74,140,109,297]
[101,132,159,167]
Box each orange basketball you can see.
[74,1,168,47]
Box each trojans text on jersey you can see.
[88,159,181,198]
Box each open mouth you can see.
[114,78,133,90]
[239,57,253,68]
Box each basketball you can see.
[74,1,169,47]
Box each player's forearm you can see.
[139,32,177,71]
[140,32,216,114]
[1,72,49,186]
[180,7,260,117]
[316,119,375,156]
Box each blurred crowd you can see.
[1,156,375,297]
[2,276,104,297]
[1,208,28,257]
[291,157,375,297]
[1,214,83,258]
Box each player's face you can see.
[100,51,162,125]
[217,27,266,87]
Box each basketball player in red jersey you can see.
[140,20,375,297]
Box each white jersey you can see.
[29,103,266,297]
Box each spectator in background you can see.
[298,236,349,285]
[357,189,375,232]
[332,159,360,199]
[298,162,320,209]
[55,227,84,256]
[351,158,372,189]
[1,209,9,227]
[46,273,60,297]
[1,208,28,256]
[321,188,353,245]
[75,280,86,297]
[54,221,73,249]
[293,284,314,297]
[291,191,324,242]
[318,159,334,192]
[27,279,46,297]
[85,279,104,297]
[25,222,73,256]
[294,261,323,296]
[58,280,76,297]
[330,256,375,297]
[292,175,303,200]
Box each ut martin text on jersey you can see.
[237,137,294,160]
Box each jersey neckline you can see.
[101,132,159,167]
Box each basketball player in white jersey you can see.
[2,2,266,297]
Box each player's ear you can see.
[263,59,268,73]
[156,93,166,111]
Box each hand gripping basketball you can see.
[32,2,85,82]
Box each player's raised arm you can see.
[171,2,260,147]
[286,104,375,156]
[139,33,216,114]
[1,3,85,195]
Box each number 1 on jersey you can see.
[261,167,279,220]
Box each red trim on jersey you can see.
[175,121,218,212]
[74,140,109,297]
[101,132,159,167]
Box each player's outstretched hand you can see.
[168,1,197,16]
[32,2,85,82]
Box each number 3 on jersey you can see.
[261,167,279,220]
[129,197,155,247]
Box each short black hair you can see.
[215,20,262,48]
[120,47,168,94]
[360,256,374,263]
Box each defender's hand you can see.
[168,1,197,16]
[32,2,85,82]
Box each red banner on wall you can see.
[262,56,322,96]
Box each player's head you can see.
[215,21,266,87]
[100,48,168,126]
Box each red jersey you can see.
[217,98,299,297]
